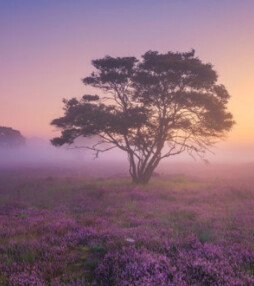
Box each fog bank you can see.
[0,138,253,180]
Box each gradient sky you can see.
[1,0,254,154]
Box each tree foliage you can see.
[51,50,234,184]
[0,126,26,148]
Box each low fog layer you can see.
[0,137,253,180]
[0,138,101,166]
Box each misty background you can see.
[1,0,254,180]
[1,137,253,180]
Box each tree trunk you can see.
[128,151,162,185]
[131,165,156,185]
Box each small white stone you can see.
[125,238,135,243]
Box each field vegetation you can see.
[0,169,253,285]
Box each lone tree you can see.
[51,50,234,184]
[0,126,26,148]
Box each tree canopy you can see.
[0,126,26,148]
[51,50,234,184]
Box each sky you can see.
[0,0,254,161]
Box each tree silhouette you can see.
[0,126,26,148]
[51,50,234,184]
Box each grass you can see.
[0,169,253,284]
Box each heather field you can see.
[0,169,254,285]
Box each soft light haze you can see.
[1,0,254,162]
[1,3,254,283]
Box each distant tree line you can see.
[0,126,26,148]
